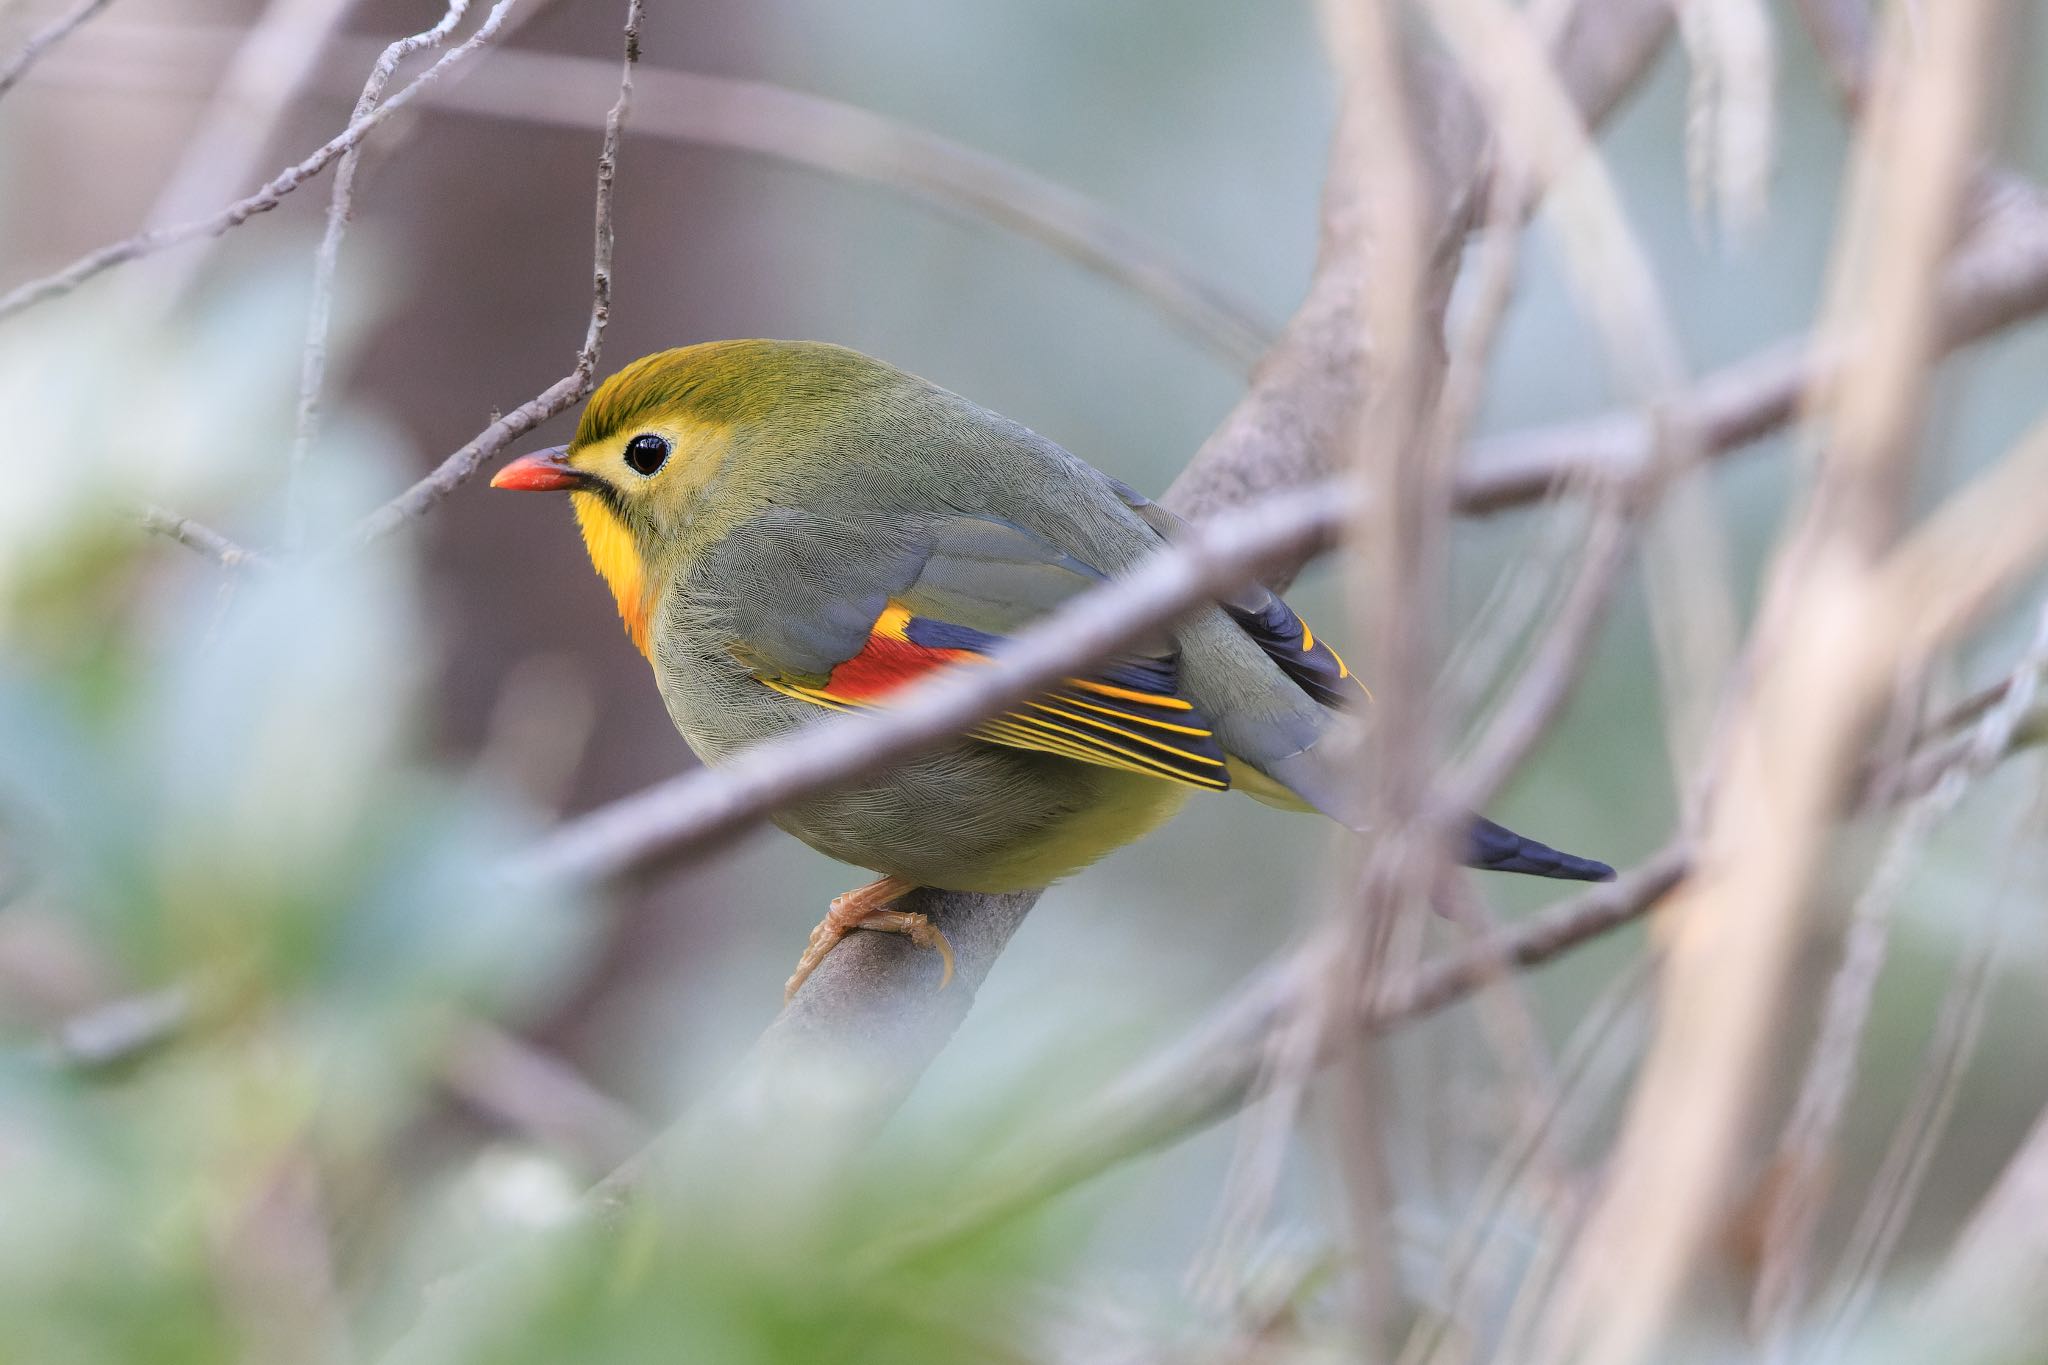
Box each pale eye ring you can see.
[624,432,670,476]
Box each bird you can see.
[491,340,1613,998]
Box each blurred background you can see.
[4,0,2048,1359]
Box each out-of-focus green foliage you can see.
[0,280,592,1361]
[382,1121,1071,1365]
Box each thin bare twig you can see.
[1753,601,2048,1348]
[288,0,474,547]
[140,504,270,570]
[1462,173,2048,516]
[30,27,1278,372]
[1443,475,1635,820]
[884,844,1693,1266]
[1816,842,2019,1362]
[1429,0,1733,801]
[130,0,356,316]
[0,0,114,101]
[0,0,521,323]
[1399,957,1657,1365]
[345,3,641,546]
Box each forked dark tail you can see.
[1463,815,1615,881]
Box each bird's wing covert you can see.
[725,511,1231,791]
[1101,476,1368,711]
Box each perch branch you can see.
[559,0,1681,1232]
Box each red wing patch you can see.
[755,601,1230,791]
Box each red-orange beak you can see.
[490,445,592,492]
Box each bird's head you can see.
[492,339,877,656]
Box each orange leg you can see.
[783,875,956,1001]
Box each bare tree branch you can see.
[394,56,1280,374]
[0,0,521,322]
[0,0,114,101]
[1461,172,2048,517]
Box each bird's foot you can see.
[783,876,954,1000]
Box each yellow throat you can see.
[571,493,653,657]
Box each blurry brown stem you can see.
[1195,0,1444,1323]
[1537,4,2009,1355]
[0,0,114,101]
[1753,602,2048,1347]
[1443,488,1636,817]
[1398,957,1656,1365]
[1818,846,2015,1356]
[887,844,1692,1264]
[1792,0,1876,114]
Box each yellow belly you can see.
[934,768,1193,892]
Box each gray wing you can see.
[688,507,1233,789]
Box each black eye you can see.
[623,433,670,476]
